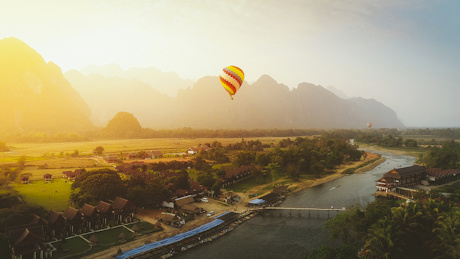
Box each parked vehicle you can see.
[201,198,208,203]
[207,211,215,217]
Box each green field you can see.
[20,166,109,181]
[15,180,71,212]
[0,137,287,163]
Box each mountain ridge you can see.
[65,69,405,129]
[0,37,94,135]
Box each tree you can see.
[173,173,190,190]
[197,172,216,188]
[93,146,105,155]
[211,182,221,197]
[262,162,280,186]
[256,153,271,166]
[234,151,256,167]
[363,218,395,259]
[432,208,460,258]
[70,169,126,207]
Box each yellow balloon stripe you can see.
[228,66,244,82]
[220,77,236,95]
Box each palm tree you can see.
[363,218,394,259]
[432,207,460,259]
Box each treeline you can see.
[355,133,419,148]
[1,128,324,143]
[3,127,460,144]
[317,198,460,258]
[417,140,460,169]
[231,137,363,180]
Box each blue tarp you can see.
[248,198,265,205]
[116,219,224,259]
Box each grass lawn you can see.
[14,180,71,211]
[20,166,109,181]
[133,221,159,234]
[49,222,158,258]
[226,174,278,193]
[82,227,134,245]
[52,236,91,258]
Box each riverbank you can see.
[84,152,387,259]
[174,151,416,259]
[248,152,387,197]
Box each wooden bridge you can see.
[256,206,346,218]
[263,207,345,211]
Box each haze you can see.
[1,0,459,127]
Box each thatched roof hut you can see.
[89,234,99,244]
[131,224,141,232]
[118,230,126,240]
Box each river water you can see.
[177,150,415,259]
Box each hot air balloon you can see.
[219,66,244,100]
[367,122,372,129]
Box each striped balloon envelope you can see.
[219,66,244,100]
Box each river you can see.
[176,150,416,259]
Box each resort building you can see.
[376,165,427,192]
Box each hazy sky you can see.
[1,0,459,127]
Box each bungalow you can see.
[104,154,119,163]
[158,212,180,226]
[5,224,48,259]
[80,204,98,231]
[62,169,86,180]
[186,147,199,155]
[21,176,29,184]
[220,166,254,187]
[62,207,83,235]
[199,144,211,153]
[148,150,163,159]
[180,204,201,215]
[45,209,66,239]
[96,201,113,227]
[174,195,195,208]
[128,152,139,159]
[189,180,206,194]
[111,197,136,224]
[43,174,52,181]
[376,165,427,191]
[174,189,190,198]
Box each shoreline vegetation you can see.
[87,151,389,258]
[272,152,386,195]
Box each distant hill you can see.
[79,63,194,97]
[0,38,93,135]
[66,69,405,129]
[102,112,142,138]
[64,70,172,127]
